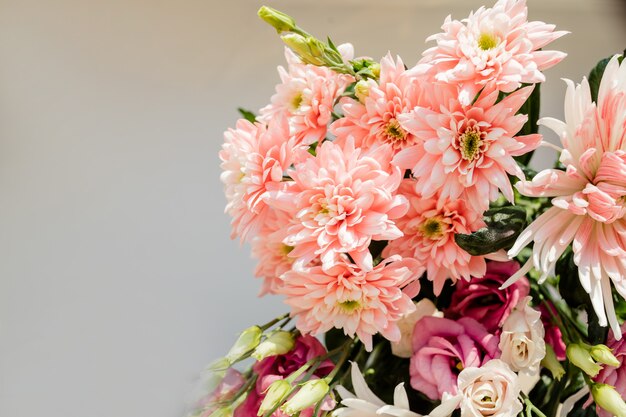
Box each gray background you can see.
[1,1,625,416]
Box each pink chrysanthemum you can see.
[330,54,426,152]
[383,179,487,295]
[260,48,354,147]
[421,0,567,104]
[394,84,542,212]
[279,255,422,351]
[250,208,295,296]
[279,139,408,271]
[508,56,626,339]
[220,115,294,242]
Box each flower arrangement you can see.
[194,1,626,416]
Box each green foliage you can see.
[588,51,625,103]
[557,248,589,309]
[349,58,380,80]
[324,328,351,352]
[514,83,541,165]
[237,108,257,123]
[359,339,435,414]
[455,206,527,256]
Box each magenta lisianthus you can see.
[234,335,334,417]
[445,261,529,334]
[410,316,500,401]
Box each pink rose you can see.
[445,261,529,334]
[593,323,626,417]
[410,316,500,400]
[234,335,334,417]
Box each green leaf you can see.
[324,328,350,352]
[557,248,589,309]
[237,107,257,123]
[588,52,624,103]
[514,83,541,166]
[455,206,527,256]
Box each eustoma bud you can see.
[592,384,626,417]
[208,407,233,417]
[541,344,565,381]
[226,325,263,363]
[567,343,603,377]
[281,379,330,415]
[257,6,297,33]
[590,344,621,368]
[252,331,295,360]
[281,33,326,66]
[354,80,370,104]
[257,380,292,416]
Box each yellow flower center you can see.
[478,33,498,50]
[339,300,361,313]
[459,129,483,161]
[383,119,408,144]
[291,92,303,111]
[280,244,294,257]
[420,217,445,239]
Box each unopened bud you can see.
[252,331,295,361]
[590,344,621,368]
[567,343,603,377]
[592,384,626,417]
[257,6,297,33]
[207,406,233,417]
[226,326,263,363]
[541,345,566,381]
[281,379,330,415]
[207,357,231,372]
[369,62,381,78]
[281,33,326,66]
[354,80,371,104]
[257,380,292,416]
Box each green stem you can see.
[522,393,548,417]
[325,340,355,383]
[260,313,290,331]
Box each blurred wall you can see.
[1,1,624,417]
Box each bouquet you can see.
[193,1,626,416]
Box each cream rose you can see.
[457,359,522,417]
[498,296,546,375]
[391,299,442,358]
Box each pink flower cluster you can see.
[408,261,562,398]
[220,0,566,352]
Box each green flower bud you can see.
[226,326,263,363]
[369,62,381,78]
[207,357,231,372]
[541,344,566,381]
[281,379,330,415]
[567,343,603,377]
[208,406,234,417]
[354,80,370,104]
[281,33,326,66]
[592,384,626,417]
[257,6,297,33]
[590,344,621,368]
[252,331,295,361]
[257,380,292,416]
